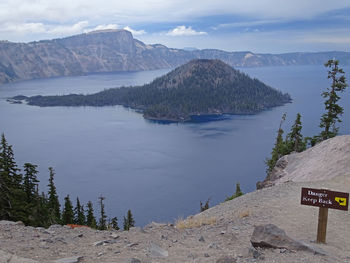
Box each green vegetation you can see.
[319,59,348,141]
[225,183,244,201]
[123,209,135,231]
[22,59,291,122]
[265,59,347,176]
[0,133,132,229]
[200,198,210,212]
[62,195,74,225]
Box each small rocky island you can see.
[15,59,291,122]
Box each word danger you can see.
[301,187,349,211]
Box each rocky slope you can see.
[1,136,349,263]
[1,30,350,85]
[257,135,350,189]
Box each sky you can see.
[1,0,350,53]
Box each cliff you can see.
[1,30,350,85]
[0,136,349,262]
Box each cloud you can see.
[166,26,207,36]
[47,21,89,35]
[88,24,120,32]
[123,26,146,36]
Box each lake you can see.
[1,65,349,226]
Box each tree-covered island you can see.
[14,59,291,122]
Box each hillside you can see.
[258,135,350,188]
[19,59,291,121]
[1,135,349,263]
[1,29,350,84]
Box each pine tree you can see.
[285,113,306,153]
[320,60,348,140]
[86,201,97,228]
[123,209,135,231]
[0,134,26,222]
[110,217,119,230]
[225,182,244,201]
[74,197,86,225]
[265,113,287,174]
[98,196,107,230]
[23,163,39,203]
[62,195,74,225]
[200,198,210,212]
[47,167,61,224]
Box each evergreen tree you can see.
[123,209,135,231]
[110,217,119,230]
[0,134,26,222]
[47,167,61,224]
[62,195,74,225]
[285,113,306,153]
[319,60,348,140]
[86,201,97,228]
[265,113,287,173]
[74,197,86,225]
[98,196,107,230]
[23,163,39,203]
[200,198,210,212]
[225,182,244,201]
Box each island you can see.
[14,59,291,122]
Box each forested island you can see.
[15,59,291,122]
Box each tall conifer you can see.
[62,195,74,225]
[47,167,61,224]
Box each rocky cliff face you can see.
[1,30,350,85]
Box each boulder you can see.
[250,224,325,255]
[149,242,168,258]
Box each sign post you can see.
[301,187,349,244]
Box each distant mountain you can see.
[0,29,350,84]
[19,59,291,122]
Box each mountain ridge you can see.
[1,30,350,85]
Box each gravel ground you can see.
[1,136,349,263]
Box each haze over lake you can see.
[1,65,349,226]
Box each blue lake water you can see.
[0,65,349,226]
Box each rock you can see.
[48,224,63,230]
[248,245,262,259]
[250,224,326,255]
[216,255,237,263]
[199,235,205,242]
[125,258,141,263]
[149,242,169,258]
[0,220,23,226]
[0,250,39,263]
[54,256,83,263]
[204,253,210,257]
[110,233,120,239]
[93,239,117,246]
[125,242,138,248]
[208,242,220,249]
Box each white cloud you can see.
[87,24,120,32]
[47,21,89,35]
[0,22,46,34]
[166,26,207,36]
[123,26,146,36]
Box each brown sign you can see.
[301,187,349,211]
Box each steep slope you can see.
[1,30,350,85]
[0,136,349,262]
[258,135,350,188]
[22,59,291,121]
